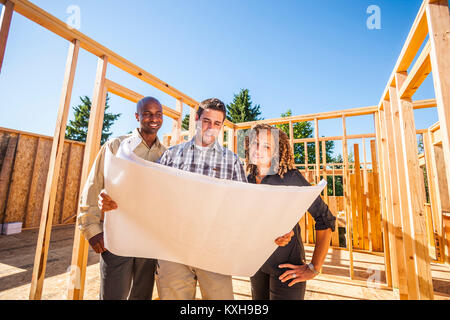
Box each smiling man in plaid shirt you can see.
[156,98,247,300]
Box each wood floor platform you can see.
[1,224,449,300]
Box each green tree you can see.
[181,114,190,131]
[226,88,262,124]
[417,134,424,154]
[65,94,121,145]
[276,109,340,195]
[276,109,335,164]
[225,89,263,157]
[331,154,344,196]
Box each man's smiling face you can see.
[135,100,163,134]
[195,108,224,146]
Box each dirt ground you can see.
[1,224,449,300]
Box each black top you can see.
[248,169,336,276]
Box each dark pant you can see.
[100,250,156,300]
[250,268,306,300]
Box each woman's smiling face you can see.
[249,129,276,169]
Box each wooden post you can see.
[362,137,368,193]
[227,127,235,152]
[332,165,335,196]
[342,115,354,279]
[322,139,328,203]
[188,106,196,140]
[360,140,370,251]
[329,197,340,247]
[395,71,434,300]
[314,118,320,184]
[374,111,393,288]
[431,143,450,264]
[29,39,80,300]
[218,126,224,146]
[423,130,450,262]
[445,213,450,265]
[377,109,398,290]
[304,142,308,174]
[423,203,435,251]
[368,178,376,250]
[423,130,445,262]
[369,140,383,252]
[426,0,450,197]
[307,211,315,244]
[0,0,14,74]
[233,130,238,154]
[382,98,410,299]
[353,144,365,250]
[362,138,370,250]
[171,99,183,145]
[289,120,294,151]
[348,172,356,278]
[68,55,108,300]
[349,171,359,249]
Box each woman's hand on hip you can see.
[278,263,316,286]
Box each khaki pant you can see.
[156,260,234,300]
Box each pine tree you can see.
[226,89,262,124]
[181,114,190,131]
[227,89,263,157]
[65,94,121,145]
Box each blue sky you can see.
[0,0,439,160]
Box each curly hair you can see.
[245,123,296,179]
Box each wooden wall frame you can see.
[0,0,448,300]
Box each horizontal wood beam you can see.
[381,96,436,111]
[427,122,442,147]
[293,133,376,143]
[429,121,440,132]
[105,79,181,120]
[236,98,436,130]
[397,3,430,73]
[413,98,437,109]
[5,0,236,130]
[291,127,429,144]
[378,0,429,104]
[399,41,432,99]
[431,125,442,145]
[105,79,235,130]
[235,105,379,129]
[1,0,435,132]
[5,0,200,107]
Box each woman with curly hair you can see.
[245,123,336,300]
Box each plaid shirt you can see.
[158,138,247,182]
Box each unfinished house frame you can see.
[0,0,448,300]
